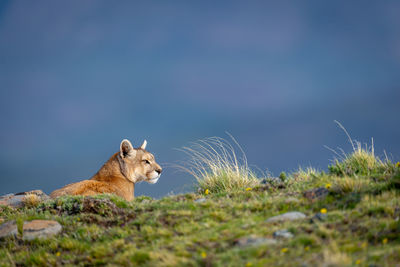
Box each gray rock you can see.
[0,220,18,239]
[273,229,294,239]
[194,198,206,203]
[236,236,277,247]
[0,194,25,208]
[0,190,50,208]
[266,211,306,223]
[22,220,62,240]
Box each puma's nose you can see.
[156,168,162,174]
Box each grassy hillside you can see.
[1,135,400,266]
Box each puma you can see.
[50,139,162,201]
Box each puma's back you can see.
[50,180,121,198]
[50,139,162,201]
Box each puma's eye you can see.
[144,160,150,164]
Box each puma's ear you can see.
[120,139,136,158]
[140,140,147,150]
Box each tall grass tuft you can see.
[293,167,320,181]
[331,176,373,194]
[178,135,260,194]
[327,121,394,177]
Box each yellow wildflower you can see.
[320,208,327,214]
[201,251,207,258]
[396,162,400,168]
[382,238,388,244]
[325,183,331,189]
[355,259,361,265]
[281,248,288,253]
[56,252,61,257]
[246,263,252,267]
[205,189,209,195]
[305,246,310,251]
[361,242,367,248]
[245,187,252,191]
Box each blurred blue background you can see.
[1,1,399,197]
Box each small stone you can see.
[194,198,206,203]
[236,236,277,247]
[273,229,294,239]
[303,187,329,202]
[266,211,306,223]
[0,220,18,239]
[22,220,62,240]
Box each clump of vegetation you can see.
[38,195,84,215]
[327,121,394,177]
[331,176,373,194]
[292,167,320,181]
[22,194,41,208]
[178,135,260,194]
[328,140,393,177]
[388,168,400,190]
[279,171,287,181]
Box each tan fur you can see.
[50,139,162,201]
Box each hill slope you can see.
[1,165,400,266]
[1,135,400,266]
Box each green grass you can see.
[1,132,400,266]
[178,135,260,194]
[327,121,394,178]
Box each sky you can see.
[0,1,399,197]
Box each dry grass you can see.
[23,194,41,208]
[331,176,373,194]
[327,121,392,177]
[178,135,260,193]
[293,167,319,181]
[322,243,352,267]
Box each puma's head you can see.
[118,139,162,184]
